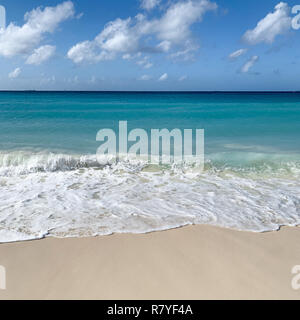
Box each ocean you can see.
[0,91,300,242]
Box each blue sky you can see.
[0,0,299,90]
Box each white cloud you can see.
[170,41,198,61]
[139,74,152,80]
[140,0,161,11]
[157,40,172,52]
[122,53,132,60]
[229,48,248,60]
[144,62,153,68]
[26,45,56,65]
[243,2,292,45]
[240,56,259,73]
[179,75,187,81]
[67,41,115,64]
[76,12,84,20]
[96,18,140,53]
[122,52,142,60]
[137,56,153,68]
[0,1,74,58]
[67,17,139,64]
[68,0,217,64]
[158,73,168,81]
[147,0,217,44]
[9,67,21,79]
[68,41,99,64]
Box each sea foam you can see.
[0,150,299,243]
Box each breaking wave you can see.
[0,150,299,243]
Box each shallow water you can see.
[0,92,300,242]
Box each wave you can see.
[0,150,300,176]
[0,149,299,242]
[0,151,104,175]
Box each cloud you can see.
[0,1,74,58]
[139,74,152,80]
[178,75,187,81]
[243,2,292,45]
[136,56,153,68]
[229,48,248,60]
[26,45,56,65]
[142,62,153,68]
[140,0,161,11]
[169,41,198,61]
[67,17,139,63]
[158,73,168,81]
[122,52,142,60]
[76,12,84,20]
[146,0,217,44]
[8,67,21,79]
[67,0,217,64]
[67,40,115,63]
[157,40,172,52]
[95,18,140,53]
[240,55,259,73]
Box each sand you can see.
[0,225,300,300]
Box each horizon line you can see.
[0,90,300,93]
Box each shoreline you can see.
[0,224,300,300]
[0,222,300,245]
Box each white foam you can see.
[0,154,299,243]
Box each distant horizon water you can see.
[1,91,300,93]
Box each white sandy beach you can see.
[0,225,300,300]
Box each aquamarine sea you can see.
[0,92,300,242]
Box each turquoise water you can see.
[0,92,300,242]
[1,92,300,156]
